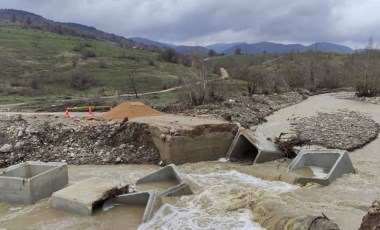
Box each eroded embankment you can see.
[0,115,160,167]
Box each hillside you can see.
[0,9,141,47]
[0,20,191,105]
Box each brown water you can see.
[292,166,331,178]
[137,180,179,192]
[256,92,380,229]
[1,92,379,229]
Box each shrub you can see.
[69,68,98,90]
[80,48,97,60]
[30,78,40,89]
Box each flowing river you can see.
[0,92,379,229]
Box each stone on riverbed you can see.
[0,144,12,153]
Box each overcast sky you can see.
[1,0,379,48]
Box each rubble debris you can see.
[309,214,340,230]
[359,200,380,230]
[275,133,310,158]
[157,91,305,128]
[292,110,379,151]
[0,143,12,153]
[0,115,160,167]
[92,185,129,210]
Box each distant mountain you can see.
[174,45,209,54]
[224,42,353,54]
[131,36,353,55]
[307,42,353,53]
[130,37,208,54]
[205,42,244,53]
[129,37,173,49]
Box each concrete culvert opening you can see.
[2,164,57,179]
[229,135,259,163]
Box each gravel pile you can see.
[173,91,306,128]
[0,115,160,167]
[292,110,379,150]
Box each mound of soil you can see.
[101,102,162,120]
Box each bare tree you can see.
[129,71,139,99]
[352,37,380,96]
[180,61,218,105]
[298,50,323,90]
[235,47,242,55]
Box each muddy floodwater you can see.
[1,92,379,229]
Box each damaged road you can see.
[0,115,160,167]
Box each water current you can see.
[1,92,379,229]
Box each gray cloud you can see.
[1,0,379,48]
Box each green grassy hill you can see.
[0,21,191,105]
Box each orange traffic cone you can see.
[88,107,93,116]
[65,109,70,118]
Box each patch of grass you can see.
[0,21,192,105]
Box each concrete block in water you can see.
[288,149,355,185]
[226,128,285,163]
[132,115,237,164]
[103,191,161,223]
[0,161,68,204]
[135,164,192,196]
[51,177,128,216]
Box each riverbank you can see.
[0,91,305,167]
[1,92,379,229]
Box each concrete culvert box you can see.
[102,191,161,224]
[288,149,355,185]
[0,161,68,204]
[227,128,285,163]
[135,164,192,196]
[51,177,128,216]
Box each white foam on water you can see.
[139,170,297,229]
[139,204,263,230]
[101,200,119,212]
[308,166,329,179]
[188,170,297,192]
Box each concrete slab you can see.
[0,161,68,204]
[135,164,192,196]
[288,149,355,185]
[226,128,285,163]
[131,115,237,164]
[103,191,161,223]
[51,177,128,216]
